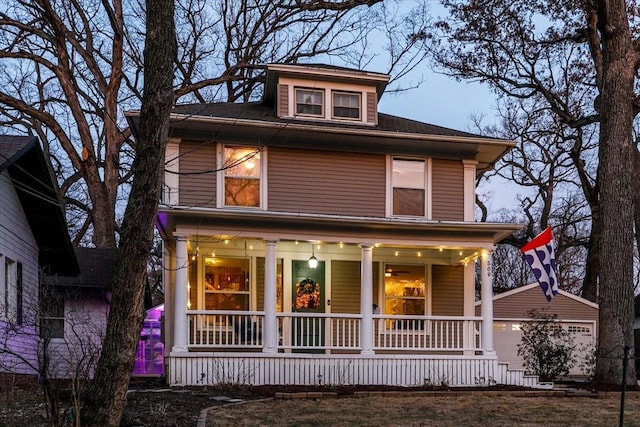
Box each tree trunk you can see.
[634,149,640,260]
[593,0,636,385]
[580,205,600,303]
[80,1,176,425]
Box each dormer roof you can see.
[263,63,390,105]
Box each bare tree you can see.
[0,0,429,247]
[79,0,176,423]
[430,0,637,384]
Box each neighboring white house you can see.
[475,283,598,377]
[0,135,78,375]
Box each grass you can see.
[207,394,640,426]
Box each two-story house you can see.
[127,63,538,387]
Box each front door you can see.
[292,260,325,351]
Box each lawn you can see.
[206,393,640,426]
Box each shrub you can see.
[517,309,576,381]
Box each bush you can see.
[517,309,576,381]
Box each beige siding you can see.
[179,140,216,207]
[431,159,464,221]
[366,92,377,125]
[431,265,464,316]
[269,148,386,216]
[331,261,379,314]
[476,287,598,321]
[278,84,289,117]
[256,257,265,311]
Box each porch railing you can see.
[186,311,482,352]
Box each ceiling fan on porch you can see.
[385,268,411,277]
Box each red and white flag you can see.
[520,226,559,301]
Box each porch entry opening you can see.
[292,260,325,352]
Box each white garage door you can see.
[493,321,595,377]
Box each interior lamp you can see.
[308,245,319,269]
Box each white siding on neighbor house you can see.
[44,293,109,379]
[0,169,40,375]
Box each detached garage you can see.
[476,283,598,377]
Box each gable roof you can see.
[0,135,78,276]
[481,283,598,309]
[475,283,598,321]
[42,247,117,288]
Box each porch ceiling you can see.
[158,207,523,246]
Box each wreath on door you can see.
[299,278,317,294]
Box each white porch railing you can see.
[373,315,481,352]
[188,310,264,348]
[186,311,482,353]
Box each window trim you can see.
[217,144,267,210]
[331,90,361,121]
[386,156,431,218]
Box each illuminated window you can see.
[223,146,261,207]
[568,325,591,334]
[494,323,507,331]
[203,257,250,311]
[392,158,426,216]
[295,88,324,117]
[332,91,360,120]
[511,324,522,331]
[384,264,426,316]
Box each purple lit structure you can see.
[132,304,164,376]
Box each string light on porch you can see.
[308,244,319,269]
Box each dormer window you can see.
[295,88,324,117]
[332,91,360,120]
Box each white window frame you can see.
[294,88,325,118]
[216,144,267,210]
[386,156,431,218]
[2,257,17,322]
[382,263,429,318]
[331,91,361,121]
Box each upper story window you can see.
[332,91,360,120]
[223,146,262,208]
[392,158,427,216]
[295,88,324,117]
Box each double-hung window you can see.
[384,264,426,317]
[40,291,64,339]
[223,146,261,208]
[332,91,360,120]
[392,158,427,216]
[203,257,250,311]
[1,258,20,323]
[295,88,324,117]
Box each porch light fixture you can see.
[308,245,319,269]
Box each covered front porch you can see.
[162,224,544,386]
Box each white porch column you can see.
[360,244,374,355]
[172,233,189,352]
[263,240,278,353]
[463,261,476,354]
[480,249,495,355]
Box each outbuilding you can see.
[476,283,598,377]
